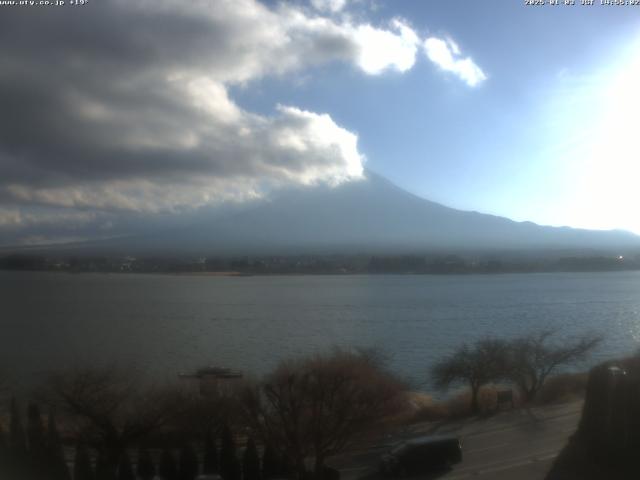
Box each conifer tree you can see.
[0,421,5,453]
[9,397,27,455]
[47,409,71,480]
[203,430,219,474]
[159,448,178,480]
[117,452,135,480]
[73,443,95,480]
[220,425,239,480]
[137,447,156,480]
[178,443,199,480]
[242,438,261,480]
[261,443,279,480]
[9,398,28,477]
[27,402,47,477]
[232,456,242,480]
[27,403,46,454]
[278,452,292,479]
[96,448,117,480]
[0,422,9,478]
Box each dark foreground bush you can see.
[546,356,640,479]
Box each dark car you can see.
[379,435,462,477]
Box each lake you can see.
[2,270,640,391]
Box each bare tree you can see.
[45,367,185,470]
[431,339,509,414]
[506,330,602,403]
[241,349,405,479]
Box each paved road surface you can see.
[330,401,583,480]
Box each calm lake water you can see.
[2,271,640,391]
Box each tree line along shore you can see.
[2,252,640,275]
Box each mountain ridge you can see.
[70,170,639,256]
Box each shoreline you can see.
[3,268,640,277]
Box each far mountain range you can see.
[50,171,640,257]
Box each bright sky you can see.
[0,0,639,245]
[242,1,640,233]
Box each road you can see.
[329,401,583,480]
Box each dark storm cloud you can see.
[0,0,423,243]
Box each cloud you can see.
[0,0,484,245]
[311,0,348,13]
[355,19,420,74]
[423,37,487,87]
[0,209,97,230]
[0,207,105,247]
[0,0,421,225]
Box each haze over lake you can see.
[3,270,640,391]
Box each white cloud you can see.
[423,37,487,87]
[354,19,420,74]
[311,0,348,13]
[269,105,365,185]
[0,208,97,230]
